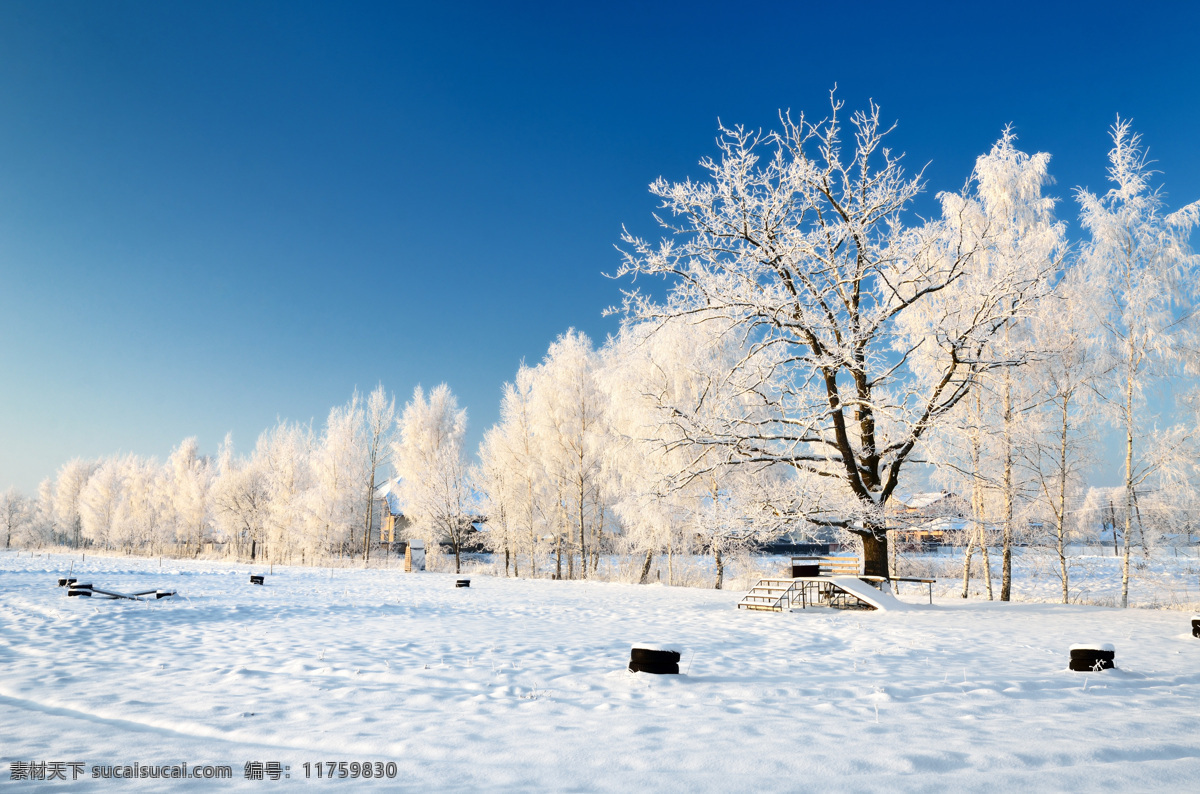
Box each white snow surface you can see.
[3,551,1200,791]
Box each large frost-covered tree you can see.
[617,97,1058,576]
[1077,118,1200,608]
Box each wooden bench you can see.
[790,556,861,577]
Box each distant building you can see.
[375,481,410,545]
[888,491,970,547]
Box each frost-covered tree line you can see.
[9,387,393,563]
[6,97,1199,602]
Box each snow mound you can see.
[1069,642,1115,652]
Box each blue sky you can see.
[2,1,1199,493]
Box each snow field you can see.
[2,551,1200,791]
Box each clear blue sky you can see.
[2,0,1199,493]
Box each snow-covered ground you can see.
[3,551,1200,791]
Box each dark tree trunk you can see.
[861,531,889,578]
[638,549,654,584]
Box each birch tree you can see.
[167,438,211,555]
[532,330,611,579]
[120,455,170,554]
[617,97,1057,576]
[966,129,1068,600]
[211,434,270,559]
[394,384,472,573]
[0,487,29,549]
[1022,266,1101,603]
[307,397,364,558]
[54,458,98,548]
[80,457,124,549]
[478,366,555,577]
[359,385,396,562]
[257,421,314,562]
[1077,118,1200,607]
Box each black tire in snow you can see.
[1069,644,1115,672]
[629,646,682,674]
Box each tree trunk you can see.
[667,536,674,585]
[861,531,888,578]
[454,528,461,574]
[960,534,975,598]
[1121,365,1134,609]
[1000,368,1013,602]
[970,389,992,600]
[638,549,654,584]
[564,502,575,580]
[980,535,993,600]
[362,490,374,564]
[527,498,538,579]
[1057,398,1070,604]
[1132,491,1149,558]
[578,480,587,580]
[1107,501,1118,556]
[714,547,724,590]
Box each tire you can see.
[1069,648,1115,671]
[629,647,681,674]
[630,648,681,664]
[628,660,680,674]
